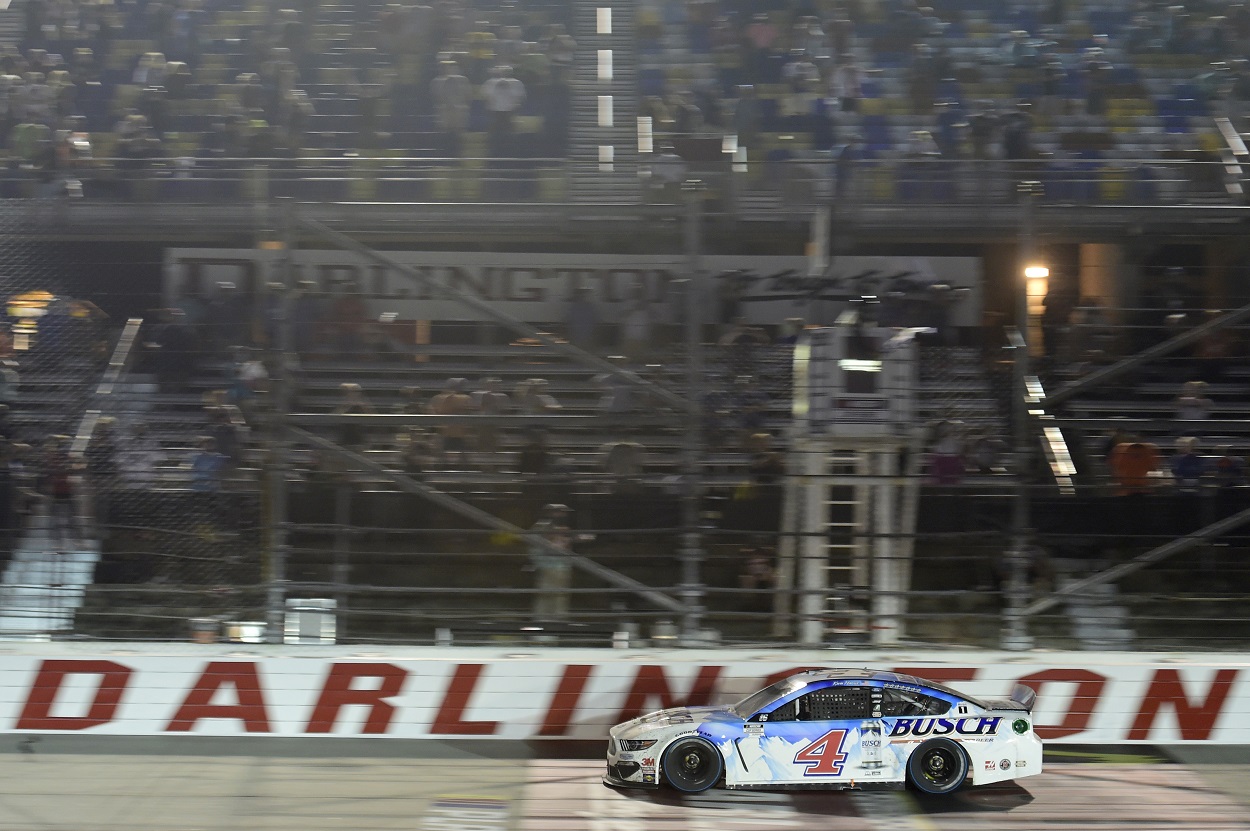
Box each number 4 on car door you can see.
[794,729,849,776]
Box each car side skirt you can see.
[725,781,905,792]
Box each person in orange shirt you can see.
[1108,435,1161,496]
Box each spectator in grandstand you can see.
[328,281,368,357]
[432,59,472,157]
[529,502,574,621]
[431,377,473,469]
[1213,445,1247,518]
[594,360,638,424]
[1100,425,1131,464]
[545,24,576,85]
[601,438,645,494]
[1109,435,1161,496]
[149,307,199,393]
[473,376,510,471]
[188,435,227,495]
[719,317,770,378]
[928,419,966,486]
[619,286,653,365]
[833,134,862,201]
[732,85,761,156]
[1171,436,1208,492]
[737,545,776,612]
[565,285,600,350]
[206,405,247,472]
[396,385,426,415]
[514,378,561,414]
[38,434,78,545]
[830,57,862,113]
[396,425,438,481]
[481,64,525,157]
[118,423,161,488]
[746,431,784,489]
[334,381,375,452]
[229,347,269,415]
[729,375,769,450]
[291,280,325,357]
[85,416,118,540]
[517,428,552,477]
[1174,380,1214,431]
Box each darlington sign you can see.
[0,654,1247,743]
[162,250,985,328]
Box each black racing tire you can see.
[661,736,724,793]
[907,738,969,795]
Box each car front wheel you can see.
[661,737,723,793]
[907,738,969,795]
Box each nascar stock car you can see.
[604,668,1041,795]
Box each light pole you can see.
[1003,180,1042,651]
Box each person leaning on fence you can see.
[529,502,574,622]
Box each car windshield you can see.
[730,677,809,719]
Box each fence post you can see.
[264,197,296,644]
[679,179,707,645]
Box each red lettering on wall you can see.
[16,660,132,731]
[166,662,272,733]
[1016,669,1106,740]
[305,663,408,734]
[615,665,723,723]
[430,664,499,735]
[539,665,594,736]
[1127,668,1238,741]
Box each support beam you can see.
[1021,505,1250,617]
[297,217,695,416]
[288,426,686,614]
[1040,299,1250,410]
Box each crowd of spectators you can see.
[1,0,575,189]
[638,0,1250,201]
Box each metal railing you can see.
[7,155,1243,209]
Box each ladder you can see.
[778,435,923,646]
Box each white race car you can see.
[604,668,1041,795]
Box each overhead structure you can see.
[777,314,923,646]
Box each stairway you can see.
[0,505,100,639]
[567,0,639,205]
[1057,570,1135,650]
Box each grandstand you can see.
[0,0,1244,654]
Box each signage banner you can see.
[163,250,983,328]
[0,650,1245,743]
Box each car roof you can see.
[797,668,929,685]
[790,668,990,707]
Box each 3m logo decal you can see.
[794,729,849,777]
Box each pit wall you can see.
[0,645,1246,743]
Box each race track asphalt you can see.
[0,738,1247,830]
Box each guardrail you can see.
[7,155,1242,210]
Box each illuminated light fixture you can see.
[598,49,613,81]
[598,95,613,127]
[599,144,615,171]
[732,146,748,173]
[722,134,738,154]
[637,116,653,153]
[838,359,882,372]
[597,7,612,34]
[1024,265,1050,279]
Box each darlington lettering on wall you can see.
[1,657,1246,742]
[164,251,985,328]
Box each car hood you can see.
[620,706,734,732]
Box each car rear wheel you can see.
[661,737,723,793]
[907,738,968,795]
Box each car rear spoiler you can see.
[1010,684,1037,713]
